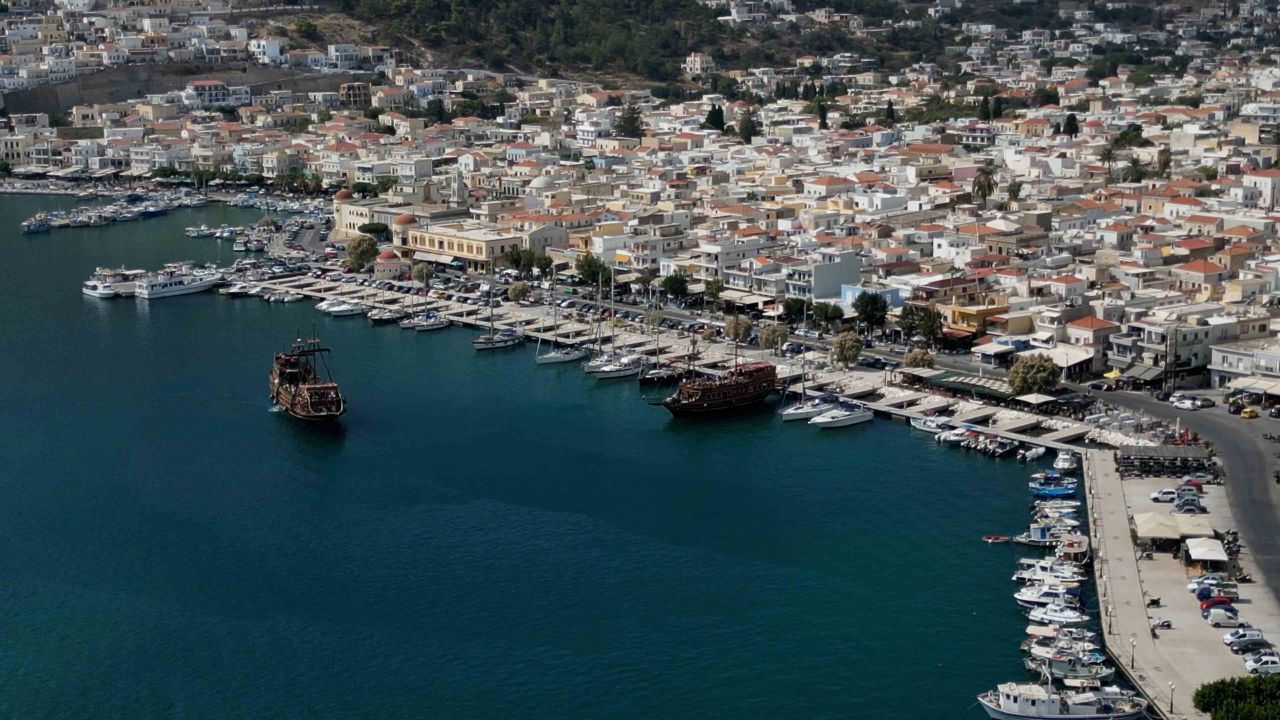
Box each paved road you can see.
[1086,390,1280,608]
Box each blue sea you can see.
[0,195,1036,718]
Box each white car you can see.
[1246,655,1280,674]
[1173,399,1199,411]
[1225,628,1265,645]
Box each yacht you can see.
[368,308,405,325]
[473,328,525,350]
[326,302,367,317]
[977,683,1147,720]
[82,267,147,298]
[1027,603,1090,627]
[536,345,591,364]
[779,393,839,421]
[185,225,215,238]
[1019,446,1047,462]
[1053,451,1080,472]
[808,403,875,429]
[1013,558,1086,585]
[316,298,346,312]
[936,427,970,445]
[232,238,248,252]
[133,265,220,299]
[20,217,51,233]
[593,354,647,379]
[219,282,252,296]
[583,352,618,373]
[414,313,451,331]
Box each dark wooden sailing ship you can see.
[662,361,776,416]
[269,337,346,421]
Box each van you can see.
[1207,606,1245,628]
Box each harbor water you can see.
[2,195,1044,718]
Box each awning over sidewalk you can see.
[413,251,456,264]
[1226,377,1280,395]
[1122,364,1163,381]
[1133,512,1180,541]
[1185,537,1228,562]
[1173,514,1215,539]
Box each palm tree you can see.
[972,166,997,208]
[1099,146,1117,185]
[1122,157,1147,184]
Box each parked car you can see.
[1208,606,1245,628]
[1246,655,1280,674]
[1270,406,1280,419]
[1174,498,1209,514]
[1154,389,1173,402]
[1225,628,1265,646]
[1173,399,1199,411]
[1151,487,1198,503]
[1087,381,1116,391]
[1229,403,1244,415]
[1196,397,1216,408]
[1201,596,1236,611]
[1231,637,1271,654]
[1242,407,1260,419]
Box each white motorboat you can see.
[1013,558,1087,585]
[536,345,591,364]
[473,328,525,350]
[593,354,647,379]
[808,403,875,429]
[583,352,618,373]
[185,225,215,238]
[936,427,970,444]
[82,267,146,298]
[368,308,405,324]
[219,282,252,296]
[977,683,1147,720]
[1053,451,1080,472]
[315,298,346,311]
[1020,446,1047,462]
[326,302,366,317]
[1024,646,1115,682]
[1014,584,1081,609]
[232,239,248,251]
[134,265,220,299]
[1028,603,1090,627]
[277,292,303,303]
[909,415,949,433]
[779,393,839,421]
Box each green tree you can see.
[1006,180,1024,203]
[1122,157,1147,183]
[978,96,991,121]
[831,331,863,368]
[661,270,689,299]
[703,278,725,310]
[972,166,997,208]
[1195,674,1280,718]
[897,304,923,340]
[917,306,944,347]
[1063,113,1079,138]
[507,281,531,303]
[1196,166,1218,181]
[725,315,753,344]
[782,297,810,323]
[760,323,788,355]
[1008,354,1061,394]
[904,349,934,368]
[346,235,378,271]
[615,104,644,139]
[411,263,433,285]
[882,100,896,126]
[702,105,725,131]
[534,253,554,277]
[1156,147,1172,177]
[357,221,388,239]
[737,108,760,144]
[294,18,320,41]
[853,292,888,334]
[812,301,844,330]
[575,253,607,286]
[1099,146,1117,184]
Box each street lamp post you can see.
[1130,637,1137,669]
[1169,683,1175,713]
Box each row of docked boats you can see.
[22,191,207,233]
[778,393,875,428]
[974,452,1148,720]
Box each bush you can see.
[1195,675,1280,719]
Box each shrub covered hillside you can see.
[340,0,725,80]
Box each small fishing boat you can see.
[984,535,1012,544]
[936,428,970,445]
[473,328,525,350]
[1053,451,1080,472]
[910,415,949,433]
[1027,602,1090,627]
[1019,446,1047,462]
[368,308,406,325]
[537,345,591,364]
[414,313,451,331]
[976,683,1147,720]
[638,365,683,386]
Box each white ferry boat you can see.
[134,265,220,299]
[82,267,147,298]
[976,683,1147,720]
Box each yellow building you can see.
[400,221,523,273]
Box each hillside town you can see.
[6,1,1280,397]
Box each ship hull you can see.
[663,389,773,416]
